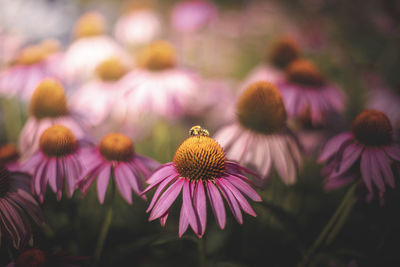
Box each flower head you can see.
[278,59,345,126]
[0,165,44,248]
[144,128,261,238]
[268,37,300,69]
[22,125,84,202]
[137,40,176,71]
[78,133,159,204]
[215,81,301,184]
[95,57,127,82]
[74,12,106,39]
[319,110,400,198]
[18,78,86,159]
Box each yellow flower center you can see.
[173,136,226,181]
[39,125,77,157]
[74,12,106,39]
[99,133,135,162]
[268,37,300,69]
[138,41,176,71]
[39,39,61,55]
[29,79,68,119]
[352,110,393,146]
[15,249,47,267]
[95,57,127,81]
[0,144,19,165]
[15,45,46,65]
[237,81,287,134]
[0,166,10,198]
[286,59,324,87]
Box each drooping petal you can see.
[360,150,374,192]
[384,145,400,161]
[193,180,207,236]
[220,178,256,217]
[225,175,261,202]
[216,179,243,224]
[114,167,133,204]
[146,163,175,184]
[335,143,363,176]
[97,166,111,204]
[146,175,178,212]
[374,149,395,188]
[366,149,386,192]
[149,178,184,221]
[206,180,226,229]
[182,179,200,236]
[318,133,353,162]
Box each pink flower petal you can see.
[225,175,261,202]
[97,166,111,204]
[182,179,200,236]
[206,180,226,229]
[318,133,353,163]
[193,180,207,237]
[216,179,243,224]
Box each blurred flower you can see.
[143,131,261,238]
[171,0,217,33]
[115,41,200,126]
[368,86,400,139]
[114,6,161,47]
[0,165,44,248]
[78,133,159,204]
[0,143,20,171]
[18,78,86,162]
[63,12,128,82]
[278,59,345,126]
[0,40,64,100]
[22,125,85,202]
[241,37,300,90]
[71,57,130,130]
[0,28,24,66]
[318,110,400,198]
[214,81,302,184]
[6,248,87,267]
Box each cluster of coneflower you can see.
[0,1,399,266]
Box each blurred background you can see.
[1,0,400,266]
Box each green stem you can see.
[92,175,115,266]
[0,97,22,143]
[197,237,206,267]
[298,182,357,267]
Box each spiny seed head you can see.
[99,133,135,162]
[0,144,19,164]
[268,37,300,69]
[0,165,10,198]
[74,12,107,38]
[95,57,127,81]
[286,59,324,87]
[39,125,77,157]
[173,136,226,181]
[352,110,393,146]
[29,78,68,119]
[237,81,287,134]
[15,45,46,65]
[15,249,47,267]
[138,41,176,71]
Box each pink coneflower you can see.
[0,144,20,171]
[0,165,44,248]
[6,248,87,267]
[0,40,64,100]
[143,128,261,238]
[78,133,159,204]
[63,12,127,82]
[241,37,300,90]
[278,59,345,126]
[116,41,200,123]
[114,5,161,47]
[0,29,24,66]
[171,0,217,33]
[18,78,86,160]
[22,125,85,202]
[71,57,129,129]
[318,110,400,197]
[214,81,302,184]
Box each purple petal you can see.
[146,163,175,184]
[206,180,226,229]
[336,143,363,176]
[216,179,243,224]
[193,180,207,236]
[225,175,261,202]
[55,159,64,201]
[149,178,184,221]
[97,166,111,204]
[182,179,200,236]
[375,149,395,188]
[179,203,189,237]
[384,145,400,161]
[47,159,58,193]
[114,168,133,204]
[360,150,374,192]
[146,175,178,212]
[366,149,386,192]
[220,178,256,217]
[160,211,169,226]
[318,133,353,163]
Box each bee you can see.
[189,125,209,137]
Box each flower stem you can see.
[298,182,357,267]
[92,175,115,266]
[197,237,206,267]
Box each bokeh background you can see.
[1,0,400,266]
